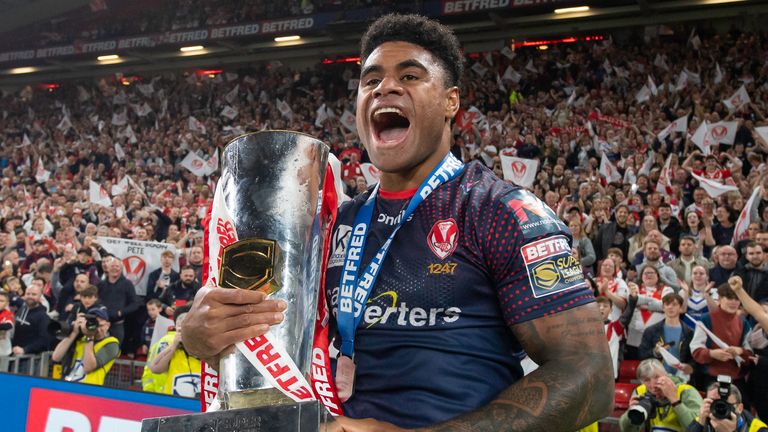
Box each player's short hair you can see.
[360,14,463,88]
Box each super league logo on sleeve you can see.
[505,189,567,239]
[521,235,586,298]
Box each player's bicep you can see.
[511,302,608,365]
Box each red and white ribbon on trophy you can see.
[200,161,344,416]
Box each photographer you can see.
[147,304,200,397]
[686,379,767,432]
[620,359,703,431]
[51,305,120,385]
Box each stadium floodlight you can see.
[180,45,204,52]
[554,6,590,14]
[274,35,301,42]
[97,54,120,61]
[9,66,37,74]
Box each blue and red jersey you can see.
[324,161,593,428]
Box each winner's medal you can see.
[335,355,356,402]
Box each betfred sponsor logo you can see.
[443,0,510,14]
[26,388,191,432]
[521,236,570,262]
[521,235,586,298]
[311,348,341,414]
[241,336,313,400]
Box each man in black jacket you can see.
[595,204,637,261]
[659,203,682,254]
[146,250,179,302]
[159,265,200,317]
[733,242,768,303]
[97,256,140,344]
[11,284,51,355]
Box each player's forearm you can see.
[420,356,612,432]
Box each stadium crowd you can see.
[0,20,768,424]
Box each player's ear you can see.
[444,86,459,119]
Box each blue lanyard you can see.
[337,153,464,357]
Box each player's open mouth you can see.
[371,106,411,145]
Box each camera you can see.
[627,394,659,425]
[84,313,99,332]
[710,375,735,420]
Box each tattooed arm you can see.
[421,303,613,432]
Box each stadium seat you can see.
[617,360,640,383]
[612,382,638,417]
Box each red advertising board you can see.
[26,388,190,432]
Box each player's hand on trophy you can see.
[182,284,287,368]
[326,417,407,432]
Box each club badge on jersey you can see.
[335,152,464,401]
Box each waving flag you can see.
[500,155,538,188]
[732,187,762,245]
[691,172,739,198]
[89,180,112,207]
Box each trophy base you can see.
[224,388,295,410]
[141,400,327,432]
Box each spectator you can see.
[636,240,680,291]
[668,236,712,285]
[619,358,703,432]
[732,242,768,303]
[97,256,140,344]
[148,305,200,397]
[51,305,120,385]
[0,291,14,356]
[679,267,717,323]
[595,204,636,261]
[55,273,90,318]
[597,296,625,378]
[658,203,682,255]
[708,246,738,288]
[146,250,180,302]
[628,215,670,262]
[680,211,715,258]
[711,205,736,246]
[569,218,596,270]
[11,284,51,355]
[140,298,163,355]
[638,293,695,376]
[159,265,200,317]
[690,284,753,406]
[686,381,767,432]
[594,258,628,321]
[185,246,204,283]
[632,230,676,266]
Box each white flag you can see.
[707,121,738,145]
[638,151,655,177]
[723,85,750,111]
[691,122,712,154]
[359,163,380,186]
[225,72,238,82]
[500,155,538,188]
[136,83,154,98]
[315,104,329,128]
[636,85,651,104]
[57,115,72,132]
[656,154,673,196]
[648,76,658,96]
[111,176,129,196]
[471,62,488,77]
[180,151,210,177]
[714,63,723,84]
[675,71,688,91]
[220,106,238,120]
[599,155,622,183]
[21,133,32,147]
[654,54,669,71]
[755,126,768,145]
[603,59,613,74]
[732,187,762,245]
[502,66,522,84]
[691,172,739,198]
[657,114,688,140]
[685,68,701,85]
[111,110,127,126]
[340,109,357,133]
[35,158,50,183]
[132,102,153,117]
[121,125,138,144]
[276,99,293,119]
[500,46,515,60]
[77,86,91,102]
[188,116,207,134]
[525,59,538,74]
[566,88,577,106]
[225,85,239,104]
[205,149,219,176]
[115,143,125,161]
[89,180,112,207]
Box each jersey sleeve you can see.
[483,188,595,327]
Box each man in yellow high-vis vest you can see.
[148,304,201,397]
[51,305,120,385]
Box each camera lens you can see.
[710,399,733,420]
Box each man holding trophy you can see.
[180,13,612,432]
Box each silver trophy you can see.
[142,131,330,432]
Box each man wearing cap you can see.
[146,250,180,302]
[51,305,120,386]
